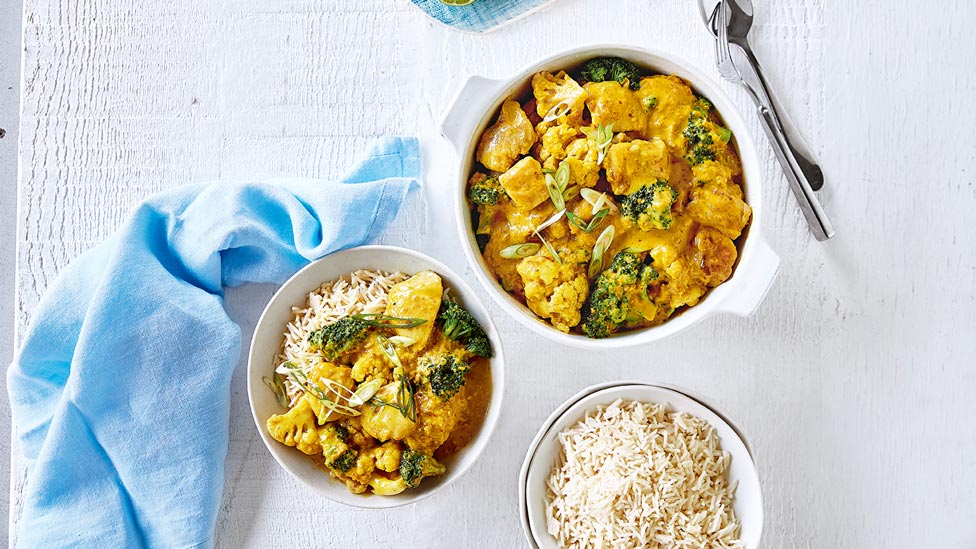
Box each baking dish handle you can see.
[718,236,780,317]
[440,75,505,152]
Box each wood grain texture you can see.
[12,0,976,547]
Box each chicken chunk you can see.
[516,255,589,332]
[476,100,537,172]
[692,225,738,286]
[384,270,443,347]
[583,81,646,133]
[604,138,672,195]
[634,75,697,150]
[685,181,752,240]
[498,156,549,211]
[532,70,588,125]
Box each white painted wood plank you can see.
[13,0,976,547]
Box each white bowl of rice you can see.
[246,245,505,508]
[521,382,762,548]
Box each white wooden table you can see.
[10,0,976,547]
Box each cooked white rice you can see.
[546,399,742,549]
[275,269,408,405]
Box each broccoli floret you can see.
[683,98,732,166]
[307,316,369,361]
[321,423,356,472]
[329,449,358,473]
[475,233,490,253]
[580,57,643,90]
[421,353,471,400]
[580,252,658,339]
[399,447,446,488]
[467,175,505,206]
[620,181,678,231]
[436,298,493,358]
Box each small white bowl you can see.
[246,245,505,508]
[441,44,780,349]
[520,382,762,548]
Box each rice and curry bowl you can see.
[466,56,752,339]
[252,256,497,500]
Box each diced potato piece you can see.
[604,138,672,195]
[583,81,645,132]
[532,71,588,125]
[384,271,443,347]
[476,100,537,172]
[685,181,752,239]
[361,382,417,442]
[635,75,697,149]
[498,157,549,210]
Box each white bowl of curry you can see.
[247,246,504,507]
[441,44,780,348]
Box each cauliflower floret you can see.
[604,138,671,195]
[476,100,537,172]
[266,397,324,456]
[583,81,646,133]
[563,137,601,188]
[516,255,589,332]
[532,70,588,125]
[535,124,580,170]
[498,156,549,211]
[371,441,403,473]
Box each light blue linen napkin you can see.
[7,137,421,548]
[410,0,555,32]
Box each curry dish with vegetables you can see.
[263,270,492,495]
[467,57,751,338]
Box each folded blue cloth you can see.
[7,137,421,548]
[410,0,555,32]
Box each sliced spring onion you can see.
[388,335,417,347]
[554,160,570,191]
[541,102,571,123]
[595,123,614,165]
[566,211,588,231]
[348,378,383,407]
[352,313,427,329]
[499,243,541,259]
[545,173,565,211]
[562,185,579,201]
[376,334,403,369]
[588,224,616,278]
[535,208,566,233]
[262,374,289,408]
[538,233,562,264]
[580,188,617,215]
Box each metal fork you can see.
[702,0,835,241]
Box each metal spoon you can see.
[700,0,835,241]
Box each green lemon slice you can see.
[440,0,475,5]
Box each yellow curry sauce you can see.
[468,60,751,338]
[266,271,492,495]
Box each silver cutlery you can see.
[698,0,836,241]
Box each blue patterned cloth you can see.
[7,137,421,548]
[410,0,554,32]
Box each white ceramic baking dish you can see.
[440,44,780,349]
